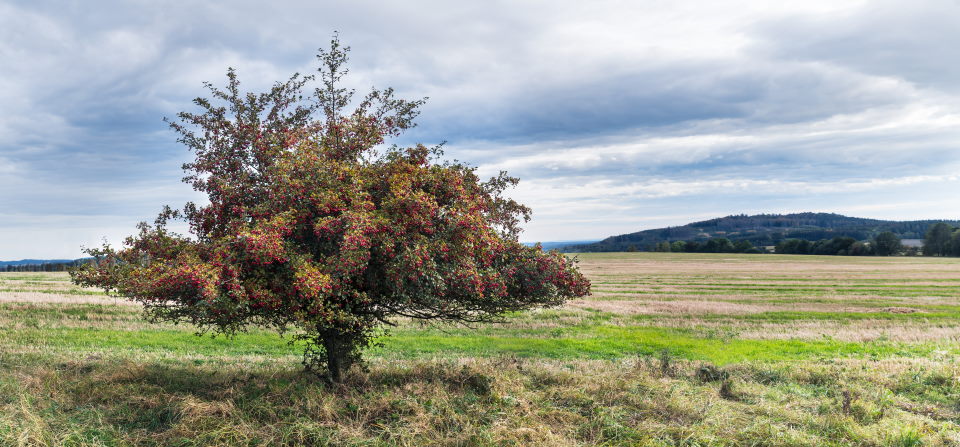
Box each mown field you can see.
[3,253,960,446]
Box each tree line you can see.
[775,235,893,256]
[622,222,960,257]
[642,238,763,254]
[565,213,960,253]
[0,260,91,272]
[776,222,960,257]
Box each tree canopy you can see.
[923,222,954,256]
[71,37,590,382]
[872,231,902,256]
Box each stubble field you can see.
[2,253,960,446]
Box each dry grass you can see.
[567,298,907,315]
[0,292,130,305]
[2,354,960,446]
[3,254,960,445]
[562,252,960,342]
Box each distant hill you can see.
[564,213,960,252]
[0,259,75,267]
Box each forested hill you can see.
[564,213,960,252]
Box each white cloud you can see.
[2,0,960,257]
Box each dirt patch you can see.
[883,307,920,314]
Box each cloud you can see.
[511,175,960,241]
[1,0,959,257]
[752,0,960,92]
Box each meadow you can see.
[2,253,960,446]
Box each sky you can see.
[2,0,960,259]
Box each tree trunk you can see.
[322,331,349,383]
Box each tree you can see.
[704,238,733,253]
[732,240,755,253]
[872,231,901,256]
[810,237,855,255]
[951,230,960,257]
[669,240,686,252]
[775,239,796,254]
[923,223,954,256]
[654,241,671,252]
[70,37,591,383]
[848,241,873,256]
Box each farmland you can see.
[3,253,960,445]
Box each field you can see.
[3,253,960,446]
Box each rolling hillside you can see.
[565,212,960,252]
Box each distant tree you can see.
[70,37,590,383]
[812,237,856,255]
[626,244,638,252]
[704,238,734,253]
[732,240,755,253]
[775,239,792,254]
[670,241,686,253]
[923,223,954,256]
[848,241,873,256]
[654,241,671,252]
[684,241,701,252]
[776,239,805,254]
[951,230,960,257]
[872,231,902,256]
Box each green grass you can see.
[1,327,302,357]
[380,326,946,363]
[2,323,944,365]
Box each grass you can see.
[3,253,960,445]
[379,326,947,363]
[4,354,960,446]
[4,316,947,364]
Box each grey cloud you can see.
[2,0,960,257]
[751,0,960,92]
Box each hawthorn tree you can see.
[71,37,590,382]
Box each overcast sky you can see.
[2,0,960,259]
